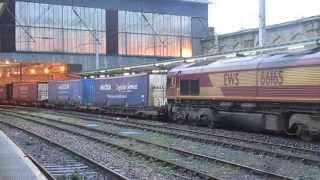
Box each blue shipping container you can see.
[82,79,95,106]
[93,74,149,107]
[48,80,83,105]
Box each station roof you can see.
[79,38,320,77]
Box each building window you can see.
[118,11,192,58]
[15,2,106,54]
[243,39,254,49]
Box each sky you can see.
[209,0,320,34]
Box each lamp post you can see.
[95,20,100,70]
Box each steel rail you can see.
[0,111,220,180]
[33,109,320,166]
[0,120,129,180]
[2,110,295,180]
[27,155,57,180]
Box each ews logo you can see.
[224,72,239,86]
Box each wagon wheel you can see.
[297,124,314,142]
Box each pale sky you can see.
[209,0,320,34]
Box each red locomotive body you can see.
[167,50,320,140]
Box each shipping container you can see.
[48,80,83,105]
[38,83,48,101]
[82,79,95,106]
[148,74,167,107]
[91,74,167,108]
[93,74,148,107]
[0,86,7,102]
[5,84,13,102]
[12,82,48,104]
[12,82,38,103]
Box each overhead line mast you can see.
[259,0,266,47]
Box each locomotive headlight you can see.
[288,44,305,50]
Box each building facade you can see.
[202,16,320,54]
[0,0,208,71]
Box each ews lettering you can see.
[224,72,239,86]
[260,70,283,86]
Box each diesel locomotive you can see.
[167,49,320,141]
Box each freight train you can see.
[0,49,320,141]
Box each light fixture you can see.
[184,59,196,63]
[242,51,257,56]
[44,68,49,74]
[288,44,305,50]
[30,69,36,75]
[152,70,160,74]
[225,53,237,58]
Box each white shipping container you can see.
[38,83,48,101]
[148,74,167,107]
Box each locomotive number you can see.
[260,69,283,86]
[224,72,239,86]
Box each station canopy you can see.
[175,0,209,3]
[161,0,209,3]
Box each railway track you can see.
[25,155,56,180]
[22,107,320,166]
[0,109,297,180]
[0,121,129,180]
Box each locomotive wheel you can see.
[200,112,217,128]
[297,124,314,141]
[208,119,216,129]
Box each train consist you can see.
[0,50,319,140]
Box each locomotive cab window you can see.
[180,80,199,96]
[167,77,176,88]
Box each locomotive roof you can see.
[169,49,320,75]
